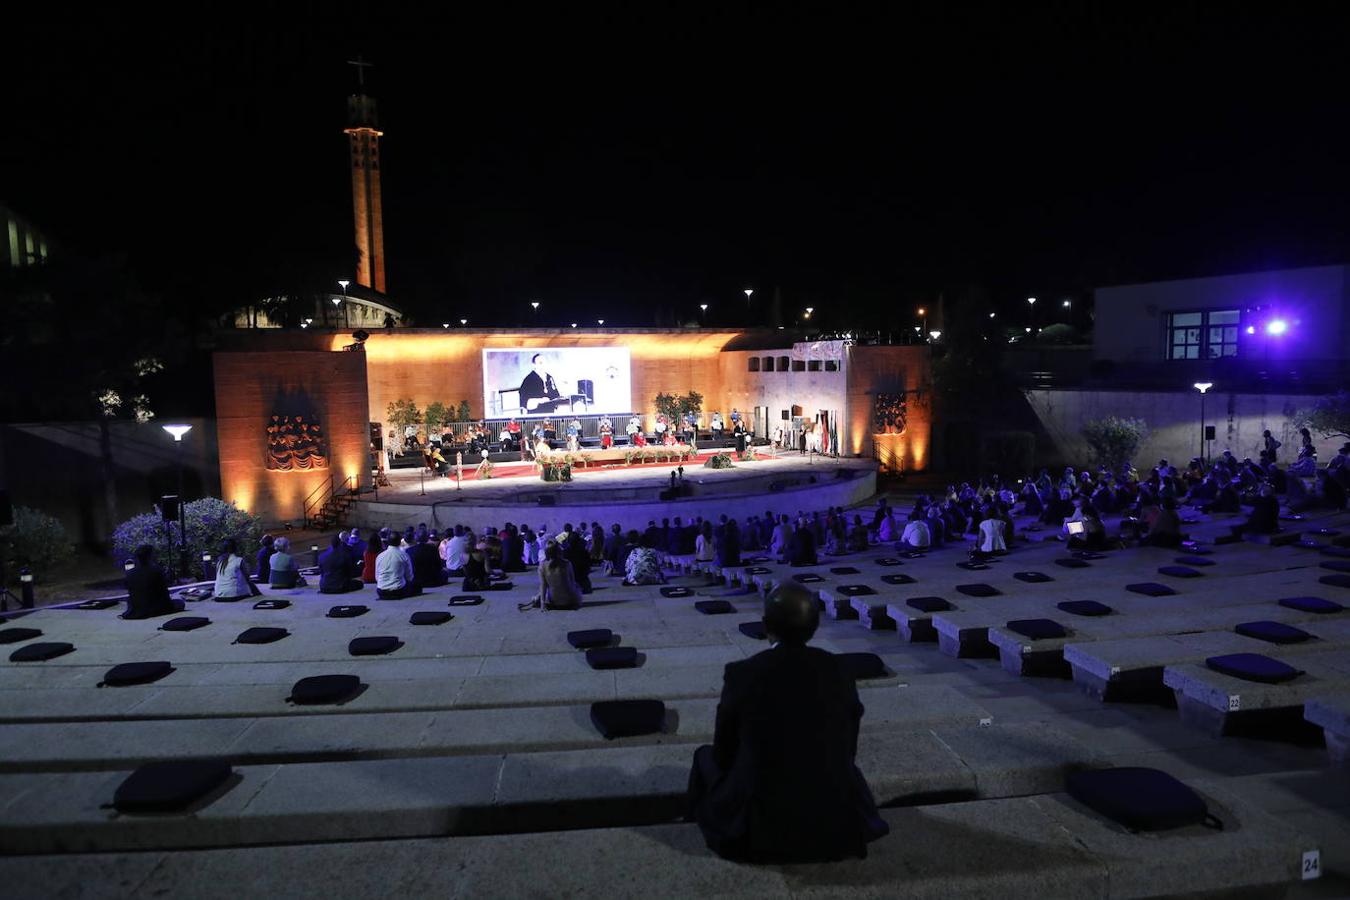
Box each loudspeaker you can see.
[537,495,556,506]
[1204,425,1216,441]
[0,490,12,527]
[781,410,790,420]
[160,495,180,522]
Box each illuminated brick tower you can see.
[344,56,386,294]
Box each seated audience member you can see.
[876,510,899,544]
[122,544,183,619]
[717,519,743,568]
[769,515,792,562]
[318,534,363,594]
[695,521,716,562]
[408,532,448,587]
[461,543,492,592]
[561,525,594,593]
[1067,505,1108,550]
[213,538,260,599]
[375,536,422,600]
[443,525,471,575]
[846,515,870,552]
[624,537,665,585]
[788,522,819,567]
[1233,484,1280,536]
[925,506,946,548]
[268,536,307,588]
[976,510,1007,554]
[346,530,367,562]
[900,514,931,550]
[687,583,889,862]
[520,541,583,611]
[1141,498,1183,547]
[1201,480,1241,514]
[603,523,625,574]
[501,525,527,573]
[360,529,382,584]
[254,534,274,584]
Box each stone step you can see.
[1163,648,1350,736]
[0,684,992,773]
[0,781,1317,899]
[0,722,1097,854]
[1303,690,1350,765]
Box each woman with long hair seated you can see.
[213,538,260,600]
[519,541,583,610]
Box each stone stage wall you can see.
[346,464,877,534]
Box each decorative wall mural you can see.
[266,414,328,470]
[872,394,907,435]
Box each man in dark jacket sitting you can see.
[318,535,363,594]
[408,532,448,588]
[687,583,889,862]
[122,545,184,619]
[787,522,818,567]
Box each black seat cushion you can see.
[738,621,767,640]
[660,586,694,597]
[1013,572,1053,583]
[881,573,916,585]
[9,642,75,662]
[907,596,952,613]
[830,567,860,575]
[694,599,735,615]
[1173,557,1216,567]
[1058,600,1113,617]
[1066,767,1216,831]
[99,661,173,687]
[791,574,823,584]
[1234,620,1313,645]
[902,550,926,559]
[287,674,363,705]
[1007,618,1067,640]
[590,699,666,739]
[1206,652,1304,684]
[113,759,234,814]
[327,605,369,618]
[956,562,990,571]
[1278,596,1344,614]
[1319,574,1350,589]
[0,627,42,645]
[1126,582,1177,597]
[348,636,403,656]
[1158,566,1203,578]
[160,617,210,632]
[956,583,1000,597]
[837,584,876,597]
[1055,558,1091,569]
[586,646,639,669]
[744,566,771,575]
[233,627,288,645]
[449,595,485,606]
[253,599,290,610]
[410,611,454,626]
[73,599,119,610]
[837,652,887,680]
[1321,561,1350,573]
[875,558,902,567]
[567,628,613,649]
[1073,551,1107,560]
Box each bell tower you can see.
[344,56,386,294]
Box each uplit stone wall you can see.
[214,351,370,524]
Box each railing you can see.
[302,474,336,529]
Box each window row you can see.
[1165,309,1240,360]
[747,357,838,372]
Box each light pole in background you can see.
[337,280,350,328]
[162,424,192,580]
[1194,382,1213,463]
[1027,297,1037,337]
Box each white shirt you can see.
[977,519,1007,553]
[376,545,414,591]
[444,535,470,570]
[212,555,251,598]
[901,520,931,548]
[695,534,714,561]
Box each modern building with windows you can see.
[1026,263,1350,467]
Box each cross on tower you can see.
[347,54,374,90]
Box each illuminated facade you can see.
[345,91,386,294]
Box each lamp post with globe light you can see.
[162,424,192,580]
[1194,382,1213,463]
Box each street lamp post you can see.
[1027,297,1037,336]
[917,307,927,334]
[1194,382,1213,463]
[699,303,708,324]
[162,424,192,581]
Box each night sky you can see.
[6,3,1349,328]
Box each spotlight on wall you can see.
[1265,319,1288,335]
[1246,325,1256,335]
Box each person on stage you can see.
[599,416,613,449]
[633,430,648,447]
[710,412,724,440]
[518,353,564,413]
[654,415,668,440]
[566,417,582,452]
[626,415,641,445]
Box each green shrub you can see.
[703,452,735,469]
[111,498,263,568]
[0,507,75,586]
[1081,416,1149,472]
[1295,391,1350,440]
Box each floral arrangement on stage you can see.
[534,446,693,481]
[540,461,573,482]
[703,452,735,470]
[620,446,694,467]
[476,459,495,480]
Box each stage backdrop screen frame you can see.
[483,347,633,419]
